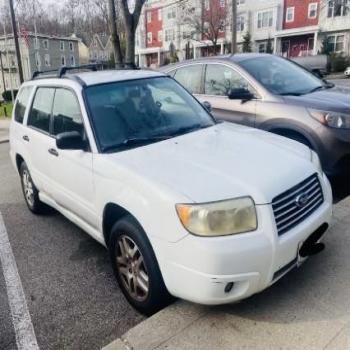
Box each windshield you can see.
[85,76,215,152]
[238,56,325,96]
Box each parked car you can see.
[345,67,350,78]
[10,67,332,315]
[291,54,329,78]
[160,54,350,178]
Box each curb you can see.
[101,301,208,350]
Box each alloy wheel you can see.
[22,169,35,207]
[116,235,149,302]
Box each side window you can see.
[14,86,33,124]
[52,89,84,136]
[174,65,202,94]
[204,65,250,96]
[27,88,55,133]
[167,69,176,78]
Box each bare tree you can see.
[108,0,123,67]
[180,0,227,55]
[119,0,146,67]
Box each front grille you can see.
[272,174,324,236]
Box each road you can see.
[0,143,144,350]
[330,77,350,87]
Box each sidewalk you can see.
[0,119,10,143]
[104,197,350,350]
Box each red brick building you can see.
[145,7,163,66]
[277,0,320,57]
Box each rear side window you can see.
[52,89,84,136]
[174,65,202,94]
[27,88,55,133]
[14,86,33,124]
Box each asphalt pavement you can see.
[0,142,144,350]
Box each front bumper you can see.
[157,173,332,305]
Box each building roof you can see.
[0,33,80,41]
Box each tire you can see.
[109,215,173,315]
[19,162,48,214]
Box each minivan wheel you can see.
[20,162,48,214]
[109,215,173,315]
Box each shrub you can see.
[2,90,18,102]
[329,53,350,73]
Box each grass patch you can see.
[0,102,13,119]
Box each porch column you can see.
[193,45,197,59]
[157,48,161,66]
[313,31,318,55]
[274,37,278,54]
[220,41,224,55]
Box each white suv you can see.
[10,67,332,315]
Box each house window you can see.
[328,34,345,52]
[167,7,176,19]
[147,32,153,44]
[219,19,225,32]
[70,55,75,66]
[258,42,266,53]
[158,8,162,21]
[327,0,349,17]
[237,15,245,31]
[219,0,225,7]
[34,38,40,49]
[308,3,318,19]
[61,55,66,66]
[158,30,163,42]
[165,29,175,41]
[147,11,152,23]
[69,42,74,51]
[237,0,245,4]
[257,10,273,28]
[44,54,50,67]
[60,41,65,51]
[204,0,210,10]
[35,52,41,68]
[286,7,294,22]
[42,39,49,49]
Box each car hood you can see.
[282,86,350,113]
[108,123,315,205]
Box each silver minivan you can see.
[160,54,350,178]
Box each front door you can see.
[198,64,257,127]
[48,88,97,229]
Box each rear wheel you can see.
[20,162,48,214]
[109,215,173,315]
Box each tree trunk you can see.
[231,0,237,54]
[108,0,123,67]
[125,27,136,68]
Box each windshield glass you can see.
[238,56,324,96]
[85,77,215,152]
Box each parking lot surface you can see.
[0,143,144,350]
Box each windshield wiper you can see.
[170,124,211,137]
[279,92,303,96]
[102,135,171,153]
[307,85,325,94]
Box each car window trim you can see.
[203,63,261,99]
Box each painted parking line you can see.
[0,211,39,350]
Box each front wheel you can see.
[109,215,173,315]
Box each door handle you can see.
[48,148,59,157]
[23,135,29,142]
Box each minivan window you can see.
[52,89,84,136]
[27,88,55,133]
[14,86,33,124]
[238,55,324,96]
[205,65,250,96]
[174,65,202,94]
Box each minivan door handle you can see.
[23,135,29,142]
[48,148,59,157]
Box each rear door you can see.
[25,87,56,194]
[199,63,257,127]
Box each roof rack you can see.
[32,64,99,80]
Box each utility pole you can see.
[231,0,237,54]
[0,52,6,93]
[8,0,24,84]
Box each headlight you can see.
[309,109,350,129]
[176,197,257,237]
[311,150,322,173]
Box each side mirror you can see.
[228,88,254,101]
[202,101,212,112]
[56,131,87,150]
